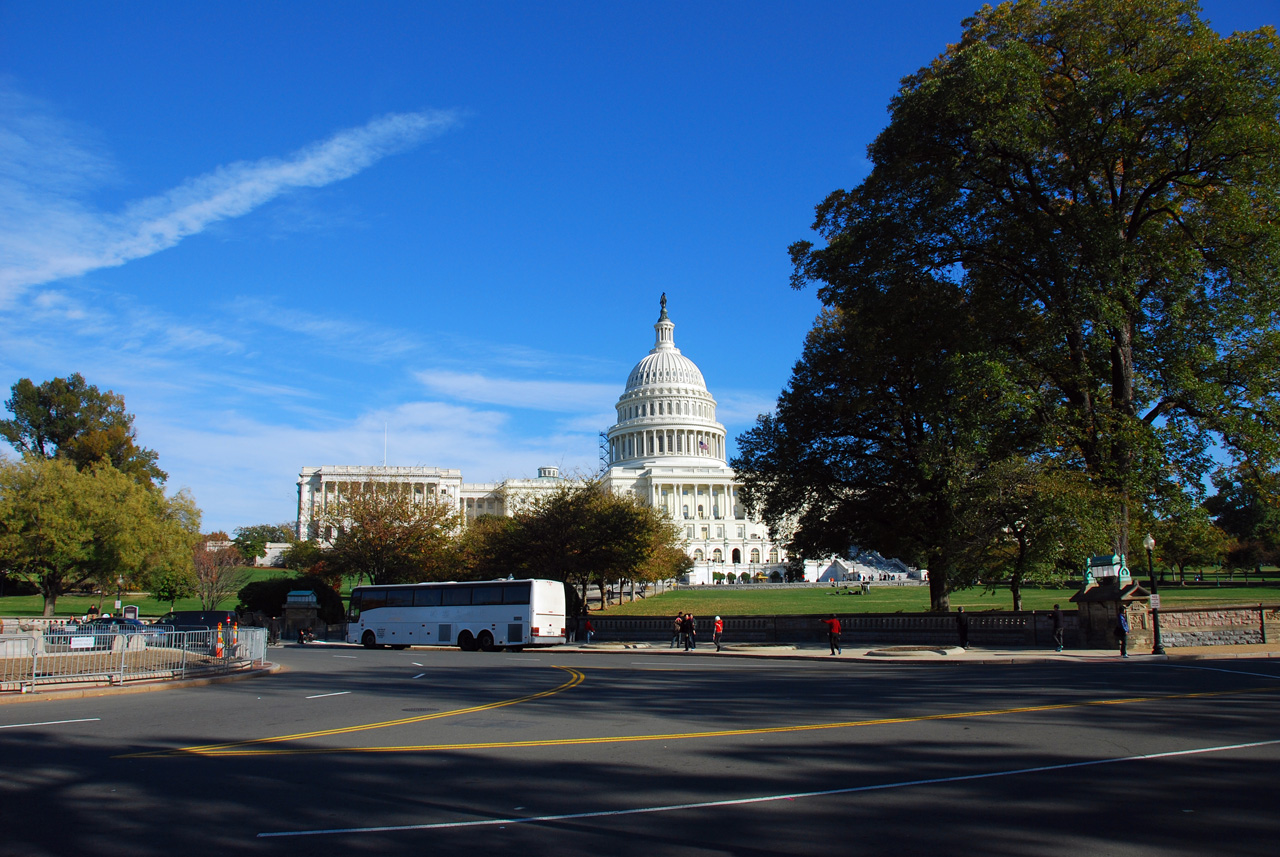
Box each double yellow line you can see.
[119,666,585,758]
[121,667,1279,759]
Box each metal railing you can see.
[0,626,267,693]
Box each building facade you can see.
[296,297,789,581]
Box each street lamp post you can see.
[1144,533,1166,655]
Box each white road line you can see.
[258,737,1280,838]
[1160,663,1279,680]
[0,718,101,730]
[506,658,542,662]
[305,691,352,699]
[630,661,709,666]
[412,673,425,679]
[333,655,358,659]
[412,662,423,666]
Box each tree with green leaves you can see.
[317,487,460,585]
[480,479,689,607]
[1152,506,1228,583]
[0,457,201,615]
[785,0,1280,564]
[147,566,196,611]
[1204,467,1279,571]
[735,280,1038,611]
[1,374,166,487]
[975,463,1119,610]
[231,522,295,563]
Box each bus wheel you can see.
[458,631,478,651]
[361,631,378,649]
[477,631,496,652]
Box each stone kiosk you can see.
[283,590,319,641]
[1070,554,1151,651]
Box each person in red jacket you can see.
[821,614,842,655]
[713,615,724,651]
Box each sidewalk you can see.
[558,639,1280,664]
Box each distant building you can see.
[295,298,789,580]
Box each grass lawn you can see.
[599,580,1280,617]
[0,567,292,619]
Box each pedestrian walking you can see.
[956,606,969,649]
[1051,604,1064,652]
[713,615,724,651]
[687,613,698,650]
[671,612,683,648]
[1116,606,1130,658]
[820,614,842,655]
[585,618,595,643]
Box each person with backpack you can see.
[713,615,724,652]
[1116,606,1131,658]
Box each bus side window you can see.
[414,588,441,607]
[362,592,387,612]
[503,583,531,605]
[442,587,472,606]
[386,589,414,608]
[472,586,502,605]
[347,593,362,621]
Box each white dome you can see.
[607,296,726,468]
[625,348,706,393]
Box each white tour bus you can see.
[345,578,567,651]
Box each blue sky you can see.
[0,1,1272,534]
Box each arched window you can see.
[712,549,723,562]
[697,504,704,517]
[682,505,689,518]
[750,548,760,563]
[694,549,704,561]
[768,547,779,563]
[732,548,741,563]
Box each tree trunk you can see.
[42,592,57,617]
[1011,579,1023,612]
[927,555,949,612]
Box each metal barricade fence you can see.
[0,625,269,693]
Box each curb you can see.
[0,662,282,705]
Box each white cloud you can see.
[0,100,461,300]
[415,369,619,412]
[148,398,598,533]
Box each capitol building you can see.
[298,298,913,584]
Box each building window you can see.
[694,549,704,561]
[769,547,779,563]
[683,505,689,518]
[712,549,723,562]
[750,548,760,563]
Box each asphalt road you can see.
[3,645,1278,856]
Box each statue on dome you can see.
[660,292,667,312]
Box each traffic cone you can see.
[216,622,224,658]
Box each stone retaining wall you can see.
[591,611,1079,647]
[1155,604,1277,647]
[591,603,1280,648]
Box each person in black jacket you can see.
[1051,604,1064,652]
[956,607,969,649]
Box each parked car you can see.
[82,617,166,640]
[154,610,239,631]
